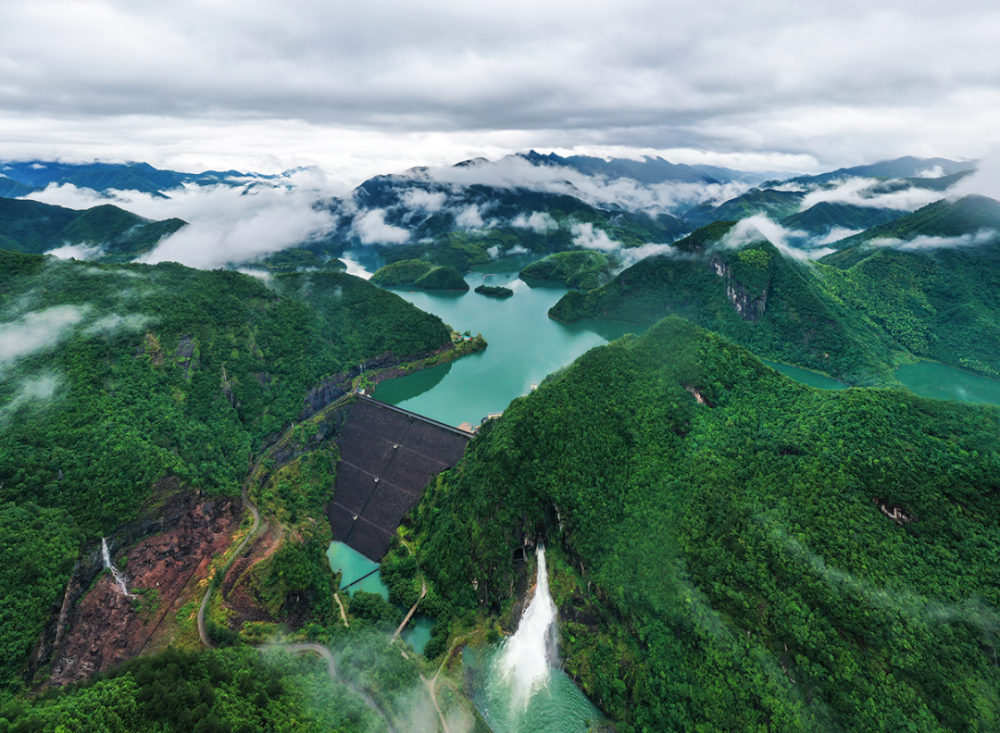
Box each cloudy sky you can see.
[1,0,998,184]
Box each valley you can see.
[2,152,1000,732]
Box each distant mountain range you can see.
[0,153,984,274]
[550,194,1000,382]
[0,160,274,197]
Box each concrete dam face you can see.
[326,397,469,561]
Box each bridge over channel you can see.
[326,396,471,561]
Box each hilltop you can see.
[550,196,1000,382]
[0,198,186,260]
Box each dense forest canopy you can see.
[414,316,1000,731]
[0,251,451,699]
[1,153,999,732]
[551,202,1000,384]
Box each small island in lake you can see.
[475,284,514,298]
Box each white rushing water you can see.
[101,537,130,596]
[496,545,558,711]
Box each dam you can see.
[326,395,470,561]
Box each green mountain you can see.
[0,177,39,198]
[780,201,907,236]
[519,150,720,184]
[814,197,1000,375]
[551,199,1000,380]
[414,316,1000,731]
[823,194,1000,266]
[0,198,187,260]
[683,188,804,228]
[370,259,470,290]
[0,250,453,697]
[550,222,893,384]
[776,156,976,187]
[519,250,619,290]
[0,161,271,197]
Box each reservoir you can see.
[370,267,644,426]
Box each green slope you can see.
[0,198,186,259]
[0,251,452,695]
[824,194,1000,266]
[370,259,470,290]
[0,178,40,198]
[780,201,907,236]
[519,250,619,290]
[683,188,804,228]
[820,242,1000,376]
[415,316,1000,732]
[550,222,893,384]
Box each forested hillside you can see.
[413,316,1000,731]
[552,201,1000,382]
[0,198,186,260]
[519,250,619,290]
[549,222,894,384]
[0,251,452,699]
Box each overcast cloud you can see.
[0,0,997,184]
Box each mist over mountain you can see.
[0,160,276,197]
[2,148,1000,731]
[0,153,980,274]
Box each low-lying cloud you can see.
[412,155,751,215]
[45,243,103,260]
[352,209,410,244]
[511,211,557,232]
[0,373,61,427]
[951,149,1000,202]
[487,243,528,259]
[814,226,863,245]
[799,177,946,212]
[454,204,486,229]
[399,188,447,212]
[721,215,834,261]
[871,229,999,251]
[83,313,153,336]
[0,305,87,370]
[27,169,344,269]
[571,222,620,251]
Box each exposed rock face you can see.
[302,350,427,419]
[48,497,242,686]
[300,343,454,420]
[710,256,771,321]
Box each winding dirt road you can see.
[197,479,262,648]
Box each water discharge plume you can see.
[101,537,131,596]
[497,544,558,711]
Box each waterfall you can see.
[101,538,130,596]
[496,544,558,711]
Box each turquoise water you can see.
[895,360,1000,405]
[326,540,434,653]
[400,616,434,655]
[374,270,644,426]
[761,360,848,390]
[463,646,605,733]
[326,541,390,600]
[365,265,626,728]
